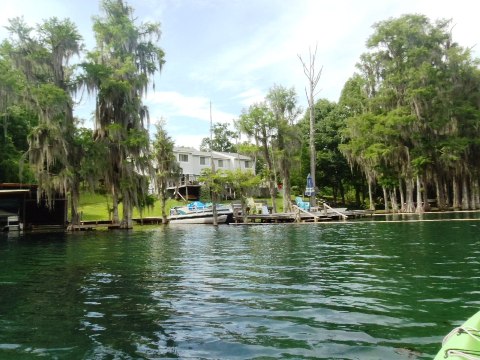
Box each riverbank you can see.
[76,192,480,228]
[77,192,288,223]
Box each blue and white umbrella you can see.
[305,173,315,196]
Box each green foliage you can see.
[199,185,211,203]
[152,121,181,219]
[81,0,165,226]
[200,122,238,152]
[198,168,227,198]
[224,169,261,199]
[266,84,301,211]
[75,127,108,189]
[2,9,480,216]
[0,105,37,182]
[339,13,480,211]
[296,98,354,203]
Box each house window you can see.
[244,161,251,168]
[179,154,188,162]
[200,156,207,165]
[218,159,224,167]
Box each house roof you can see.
[0,189,30,193]
[212,151,251,161]
[174,147,251,161]
[174,146,196,153]
[0,189,30,198]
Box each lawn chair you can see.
[295,197,310,211]
[247,197,263,214]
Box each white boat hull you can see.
[168,214,228,224]
[168,203,232,224]
[2,216,23,232]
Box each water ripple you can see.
[2,215,480,359]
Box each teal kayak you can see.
[435,310,480,359]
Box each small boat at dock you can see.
[168,201,233,224]
[2,215,23,232]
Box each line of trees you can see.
[236,85,302,213]
[0,0,166,228]
[340,14,480,212]
[1,10,479,220]
[234,14,480,213]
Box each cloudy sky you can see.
[0,0,478,148]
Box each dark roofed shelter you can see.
[0,183,67,231]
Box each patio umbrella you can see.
[305,173,315,197]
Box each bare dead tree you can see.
[298,45,322,206]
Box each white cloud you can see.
[146,91,237,125]
[169,133,207,149]
[235,88,267,107]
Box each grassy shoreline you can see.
[77,192,289,221]
[77,192,182,221]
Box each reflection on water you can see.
[1,213,480,359]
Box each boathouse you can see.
[0,183,67,230]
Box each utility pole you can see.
[210,101,218,225]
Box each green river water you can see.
[1,212,480,359]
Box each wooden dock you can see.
[232,207,373,224]
[65,207,373,230]
[68,219,131,231]
[68,224,96,231]
[132,217,165,225]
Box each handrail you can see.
[292,205,320,222]
[322,202,348,220]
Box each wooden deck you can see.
[68,219,133,231]
[132,217,165,225]
[232,208,373,224]
[65,207,373,230]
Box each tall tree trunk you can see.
[472,179,480,210]
[398,177,406,212]
[161,198,167,223]
[277,127,292,213]
[121,196,132,229]
[382,186,389,213]
[70,180,80,225]
[405,178,415,213]
[112,185,119,224]
[283,169,292,213]
[260,133,277,213]
[298,48,321,208]
[452,176,461,210]
[444,181,451,209]
[461,175,470,210]
[390,187,398,213]
[434,175,446,210]
[241,197,249,223]
[212,190,218,226]
[367,175,375,211]
[309,99,316,207]
[415,175,424,214]
[423,176,431,212]
[160,182,168,224]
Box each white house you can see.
[170,147,254,200]
[174,147,254,181]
